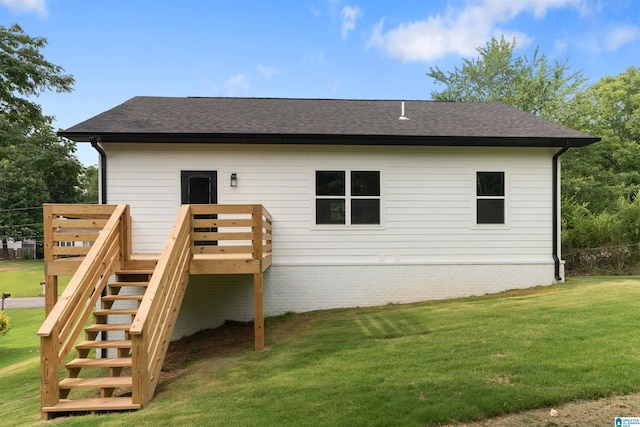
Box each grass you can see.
[0,260,70,297]
[2,277,640,426]
[0,308,47,426]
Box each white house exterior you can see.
[59,97,598,338]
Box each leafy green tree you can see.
[79,165,99,204]
[426,36,587,124]
[562,67,640,214]
[0,24,79,258]
[0,24,74,127]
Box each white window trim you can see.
[472,169,510,230]
[312,168,385,230]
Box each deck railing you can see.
[38,203,272,412]
[188,204,273,274]
[38,204,131,410]
[42,204,131,314]
[129,204,192,406]
[128,204,272,405]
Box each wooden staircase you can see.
[40,203,272,419]
[42,269,154,417]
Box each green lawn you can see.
[0,260,70,297]
[2,277,640,426]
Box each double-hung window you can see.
[476,171,505,225]
[316,170,380,225]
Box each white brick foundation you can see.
[172,261,557,339]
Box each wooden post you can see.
[42,205,58,316]
[131,333,150,406]
[253,272,264,350]
[40,329,60,418]
[43,276,58,317]
[252,206,265,350]
[120,204,132,268]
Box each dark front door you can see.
[181,171,217,245]
[181,171,217,205]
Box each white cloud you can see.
[257,64,279,79]
[341,5,362,40]
[304,49,328,66]
[367,0,588,62]
[0,0,47,16]
[603,25,640,51]
[222,74,249,96]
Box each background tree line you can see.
[1,25,638,273]
[0,24,97,259]
[428,36,640,274]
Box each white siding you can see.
[104,143,560,337]
[106,143,555,262]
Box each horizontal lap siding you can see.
[105,143,555,262]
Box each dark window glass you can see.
[477,199,504,224]
[188,177,211,204]
[316,199,346,224]
[316,171,345,196]
[352,199,380,224]
[477,172,504,196]
[351,171,380,196]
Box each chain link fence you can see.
[564,243,640,276]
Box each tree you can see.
[0,24,74,127]
[78,165,99,204]
[426,36,587,125]
[0,24,79,258]
[561,67,640,214]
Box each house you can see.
[39,97,598,417]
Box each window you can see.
[316,170,380,225]
[476,172,505,224]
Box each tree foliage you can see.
[427,36,587,124]
[0,24,81,256]
[0,24,74,127]
[78,165,99,204]
[562,67,640,214]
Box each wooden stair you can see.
[42,269,153,418]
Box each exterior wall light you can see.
[230,173,238,187]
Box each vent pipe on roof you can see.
[399,101,409,120]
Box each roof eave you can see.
[57,131,600,148]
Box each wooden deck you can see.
[38,203,272,419]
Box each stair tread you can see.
[42,397,141,412]
[102,295,144,301]
[60,376,132,389]
[67,357,132,368]
[94,309,138,316]
[85,324,131,332]
[116,269,154,275]
[109,281,149,287]
[76,340,132,349]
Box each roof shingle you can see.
[59,96,598,147]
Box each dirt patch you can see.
[161,320,254,378]
[160,312,317,378]
[0,263,22,272]
[448,394,640,426]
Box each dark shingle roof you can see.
[59,96,599,147]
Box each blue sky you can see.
[1,0,639,166]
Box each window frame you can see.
[314,169,383,228]
[474,170,509,228]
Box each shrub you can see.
[0,311,10,337]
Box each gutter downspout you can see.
[90,136,107,204]
[552,144,571,281]
[90,136,108,358]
